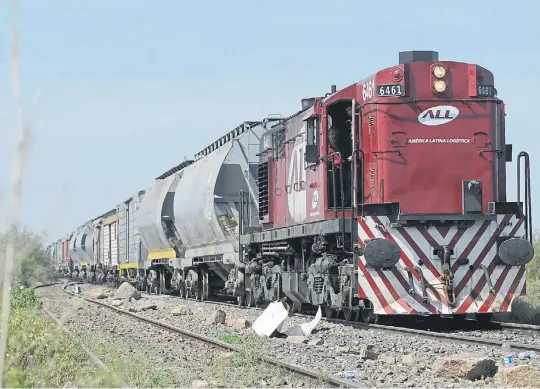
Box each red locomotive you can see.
[240,50,534,322]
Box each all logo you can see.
[418,105,459,126]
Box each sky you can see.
[0,0,539,242]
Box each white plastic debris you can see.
[283,305,322,336]
[252,301,322,338]
[252,301,289,337]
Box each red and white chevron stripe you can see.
[357,215,527,315]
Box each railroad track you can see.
[57,281,540,353]
[57,285,364,388]
[139,291,540,353]
[494,321,540,334]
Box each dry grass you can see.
[1,288,121,387]
[0,0,32,381]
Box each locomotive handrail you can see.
[323,151,347,251]
[517,151,533,243]
[356,98,503,110]
[351,148,365,253]
[478,149,504,158]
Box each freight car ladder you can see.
[237,121,263,232]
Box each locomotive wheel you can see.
[361,308,379,324]
[237,295,245,307]
[245,290,254,307]
[324,305,336,319]
[342,308,354,321]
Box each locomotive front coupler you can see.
[433,246,453,264]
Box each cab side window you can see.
[305,116,320,164]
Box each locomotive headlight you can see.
[433,80,447,93]
[433,65,446,78]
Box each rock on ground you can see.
[435,357,498,381]
[286,336,306,344]
[171,304,192,316]
[511,297,540,325]
[114,282,141,301]
[232,318,250,330]
[206,309,226,325]
[359,345,378,360]
[307,337,324,346]
[85,287,108,300]
[495,365,540,387]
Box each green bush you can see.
[0,227,58,288]
[2,287,118,388]
[526,239,540,283]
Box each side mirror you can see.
[305,145,318,164]
[505,144,512,162]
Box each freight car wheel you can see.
[272,274,281,302]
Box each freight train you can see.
[48,50,535,323]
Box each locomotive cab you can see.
[306,95,361,211]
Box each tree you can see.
[0,227,56,288]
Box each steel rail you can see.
[139,292,540,353]
[30,282,126,386]
[142,291,540,343]
[41,305,127,387]
[60,287,365,388]
[60,283,539,354]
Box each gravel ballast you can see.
[37,285,326,388]
[49,283,540,388]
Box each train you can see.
[48,50,535,323]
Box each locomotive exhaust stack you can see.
[399,50,439,64]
